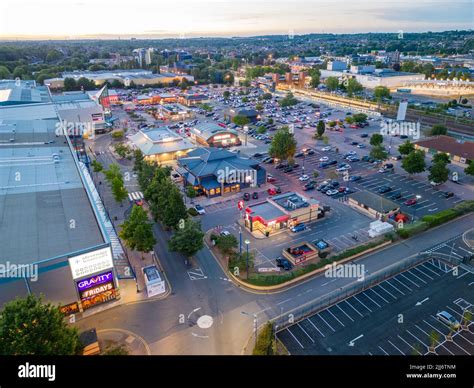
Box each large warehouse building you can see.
[0,80,127,316]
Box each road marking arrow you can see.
[348,334,364,347]
[416,297,429,306]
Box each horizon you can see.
[1,0,472,40]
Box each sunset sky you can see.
[0,0,472,39]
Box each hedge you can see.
[396,221,429,238]
[252,322,274,355]
[187,208,199,216]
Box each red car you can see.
[350,124,358,129]
[267,188,277,196]
[404,198,417,206]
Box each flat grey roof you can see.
[0,119,105,266]
[349,190,400,213]
[248,201,286,221]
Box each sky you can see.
[0,0,472,39]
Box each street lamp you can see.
[239,226,243,255]
[413,195,422,223]
[241,311,258,349]
[245,239,250,279]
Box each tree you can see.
[161,186,188,229]
[373,86,391,101]
[186,186,197,199]
[428,161,449,184]
[316,120,325,138]
[309,68,321,88]
[232,115,250,127]
[255,103,264,112]
[279,92,298,107]
[63,77,77,91]
[398,140,415,156]
[223,90,230,100]
[430,124,447,136]
[346,78,363,97]
[0,295,82,355]
[216,234,238,255]
[370,145,388,160]
[104,163,122,184]
[111,177,128,205]
[269,126,297,162]
[402,150,426,175]
[325,76,339,91]
[91,160,103,173]
[119,205,156,256]
[0,65,11,79]
[370,133,384,147]
[260,93,272,100]
[111,130,124,140]
[432,152,450,165]
[133,149,145,173]
[352,113,368,123]
[168,219,205,257]
[464,160,474,176]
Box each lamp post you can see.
[239,226,242,255]
[241,311,258,349]
[245,239,250,279]
[412,195,422,223]
[243,125,249,146]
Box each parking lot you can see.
[277,257,474,355]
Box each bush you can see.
[396,221,429,238]
[253,322,274,355]
[111,131,124,140]
[187,208,199,216]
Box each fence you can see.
[271,253,432,332]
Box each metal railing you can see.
[271,253,431,332]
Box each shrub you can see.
[396,221,429,238]
[252,322,274,355]
[187,208,199,216]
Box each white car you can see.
[319,156,329,162]
[220,230,231,237]
[298,174,309,181]
[336,165,351,172]
[194,204,206,215]
[326,189,339,196]
[321,146,332,151]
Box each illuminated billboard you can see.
[68,247,114,280]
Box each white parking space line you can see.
[420,262,441,277]
[399,273,421,288]
[307,317,326,338]
[369,287,390,303]
[317,313,336,332]
[398,335,422,355]
[458,246,473,255]
[412,266,433,280]
[344,300,364,317]
[361,291,382,308]
[378,346,389,355]
[423,319,447,337]
[326,308,346,327]
[377,283,397,299]
[457,270,470,279]
[406,329,428,348]
[335,303,354,322]
[445,306,465,320]
[297,323,315,343]
[287,327,304,349]
[353,295,373,312]
[385,279,406,295]
[388,340,405,355]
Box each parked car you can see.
[378,186,392,194]
[295,152,304,158]
[319,156,329,162]
[243,193,251,201]
[290,223,307,233]
[268,188,277,196]
[326,189,339,196]
[436,311,460,330]
[194,204,206,215]
[360,133,368,138]
[321,146,332,151]
[349,175,362,181]
[404,197,418,206]
[442,191,454,198]
[276,258,293,271]
[283,166,294,173]
[252,192,259,199]
[267,175,276,183]
[298,174,310,181]
[390,192,402,200]
[357,144,366,149]
[220,230,231,237]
